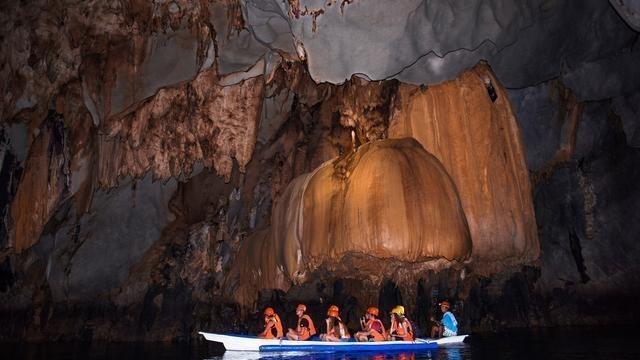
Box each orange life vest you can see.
[296,314,316,340]
[391,317,414,341]
[263,314,284,339]
[366,318,386,341]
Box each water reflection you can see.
[5,326,639,360]
[210,348,471,360]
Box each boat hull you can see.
[199,332,467,352]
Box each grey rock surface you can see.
[250,0,637,89]
[45,175,177,301]
[612,91,640,147]
[211,1,270,75]
[508,84,562,171]
[534,100,640,294]
[562,51,640,101]
[109,30,201,116]
[610,0,640,31]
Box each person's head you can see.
[264,307,276,321]
[439,301,451,313]
[366,306,379,319]
[391,305,405,322]
[296,303,307,317]
[327,305,339,319]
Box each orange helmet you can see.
[296,304,307,312]
[264,307,275,316]
[367,306,379,317]
[327,305,339,317]
[439,301,451,309]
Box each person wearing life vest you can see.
[286,303,317,340]
[320,305,351,342]
[388,305,414,341]
[430,300,458,338]
[355,306,386,342]
[258,307,284,339]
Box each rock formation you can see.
[389,63,539,266]
[229,138,472,306]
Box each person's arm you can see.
[259,321,273,337]
[360,316,367,331]
[406,320,414,334]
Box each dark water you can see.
[3,327,639,360]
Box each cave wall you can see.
[1,0,639,342]
[508,81,640,323]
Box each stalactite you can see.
[97,68,264,187]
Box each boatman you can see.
[320,305,351,342]
[388,305,414,341]
[286,303,317,340]
[355,306,386,341]
[430,300,458,338]
[258,307,283,339]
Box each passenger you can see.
[286,303,317,341]
[258,307,283,339]
[355,306,386,342]
[319,305,351,342]
[430,300,458,338]
[388,305,414,341]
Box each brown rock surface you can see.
[10,113,67,252]
[97,68,264,187]
[228,138,471,306]
[389,63,539,265]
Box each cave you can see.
[1,0,640,357]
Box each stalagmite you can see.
[228,138,471,306]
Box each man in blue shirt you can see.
[430,300,458,338]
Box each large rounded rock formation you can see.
[228,138,471,306]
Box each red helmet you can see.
[439,301,451,309]
[327,305,339,317]
[367,306,379,317]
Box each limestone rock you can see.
[389,63,539,265]
[97,68,264,187]
[10,112,67,252]
[228,138,472,306]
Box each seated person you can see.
[430,300,458,338]
[388,305,414,341]
[258,307,283,339]
[319,305,351,342]
[286,304,316,340]
[355,306,386,342]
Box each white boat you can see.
[199,332,468,352]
